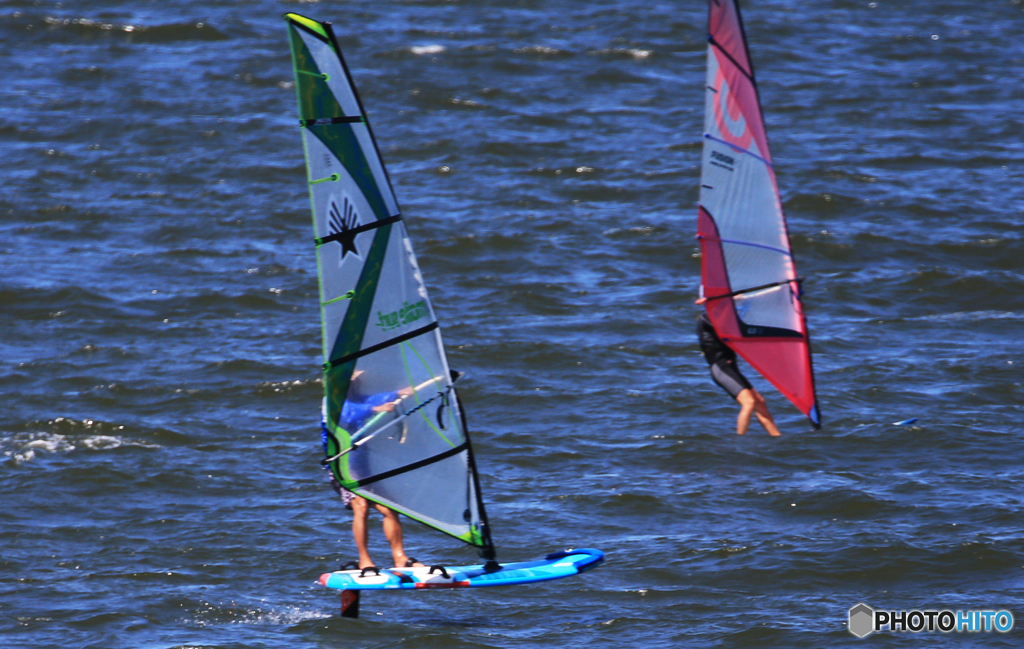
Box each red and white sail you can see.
[698,0,821,428]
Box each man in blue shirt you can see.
[323,371,425,570]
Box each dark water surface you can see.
[3,0,1023,647]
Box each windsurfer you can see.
[695,308,782,437]
[325,370,426,570]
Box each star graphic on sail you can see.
[328,195,362,260]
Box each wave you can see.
[1,426,159,464]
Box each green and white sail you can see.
[285,13,493,556]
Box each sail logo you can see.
[712,57,752,150]
[710,150,735,171]
[328,194,362,261]
[375,300,429,332]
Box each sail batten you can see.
[698,0,821,429]
[326,322,442,369]
[286,13,495,553]
[704,133,772,166]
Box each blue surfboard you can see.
[319,548,604,591]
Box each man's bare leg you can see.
[735,389,756,435]
[736,389,782,436]
[753,399,782,434]
[752,390,782,437]
[351,496,376,569]
[374,503,425,568]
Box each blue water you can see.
[2,1,1023,647]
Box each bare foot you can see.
[394,555,425,568]
[769,431,781,437]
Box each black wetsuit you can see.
[697,313,752,400]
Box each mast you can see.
[460,405,497,562]
[697,0,821,428]
[286,13,498,553]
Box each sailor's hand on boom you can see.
[378,375,447,411]
[397,375,447,398]
[341,375,452,455]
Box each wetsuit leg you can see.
[710,359,753,400]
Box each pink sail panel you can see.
[698,0,821,428]
[709,0,752,78]
[708,2,768,165]
[708,48,771,167]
